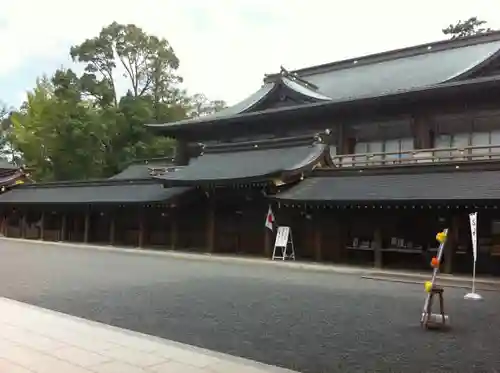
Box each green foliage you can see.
[443,17,493,39]
[7,22,227,182]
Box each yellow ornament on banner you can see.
[436,231,446,244]
[424,281,433,293]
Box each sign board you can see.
[272,226,295,261]
[275,226,290,247]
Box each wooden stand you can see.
[422,286,446,329]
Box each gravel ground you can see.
[0,240,499,373]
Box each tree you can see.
[8,22,228,181]
[70,22,182,108]
[443,17,493,39]
[9,75,109,181]
[0,104,22,166]
[189,93,227,118]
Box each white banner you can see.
[469,212,478,263]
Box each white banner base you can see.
[464,292,483,300]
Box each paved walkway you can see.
[0,297,297,373]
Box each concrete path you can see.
[0,297,297,373]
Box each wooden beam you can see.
[83,210,90,243]
[39,211,45,240]
[170,211,177,250]
[206,199,215,253]
[264,228,272,258]
[138,207,145,248]
[20,213,26,239]
[373,228,383,268]
[109,213,115,246]
[444,215,459,274]
[60,214,67,241]
[313,223,322,262]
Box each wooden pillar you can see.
[206,197,215,253]
[60,214,67,241]
[170,211,177,250]
[313,214,323,262]
[174,140,190,166]
[1,213,6,236]
[83,209,90,243]
[20,212,26,238]
[444,215,459,274]
[412,114,433,149]
[373,228,383,268]
[109,213,115,246]
[264,228,272,258]
[39,211,45,240]
[138,207,145,248]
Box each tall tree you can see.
[9,22,228,181]
[70,22,182,109]
[443,17,493,39]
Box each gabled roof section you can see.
[282,31,500,101]
[146,67,331,129]
[0,178,190,204]
[153,131,332,186]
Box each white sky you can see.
[1,0,500,106]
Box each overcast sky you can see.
[1,0,500,108]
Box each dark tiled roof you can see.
[275,170,500,202]
[148,32,500,130]
[155,136,328,186]
[297,35,500,100]
[0,179,189,204]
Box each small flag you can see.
[265,206,275,231]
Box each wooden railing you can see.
[331,144,500,168]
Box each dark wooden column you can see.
[109,212,115,246]
[83,209,90,243]
[206,197,215,253]
[373,228,383,268]
[20,212,26,239]
[1,213,6,236]
[412,114,433,149]
[170,210,177,250]
[313,213,323,262]
[60,213,67,241]
[174,140,190,166]
[444,215,459,274]
[264,228,272,258]
[138,207,145,248]
[39,211,45,240]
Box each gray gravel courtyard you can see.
[0,239,499,373]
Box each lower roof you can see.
[274,170,500,203]
[154,136,329,186]
[0,179,189,204]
